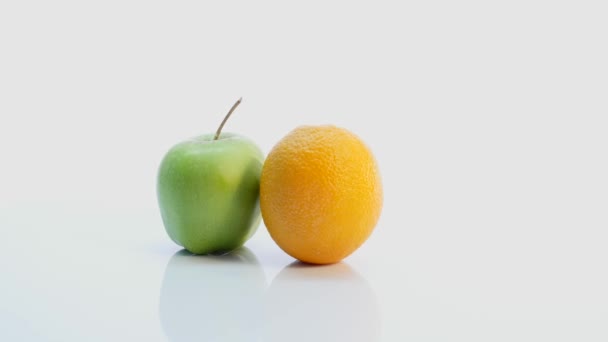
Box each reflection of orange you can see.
[264,262,380,341]
[260,125,383,264]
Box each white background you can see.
[1,1,607,341]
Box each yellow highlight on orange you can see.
[260,125,383,264]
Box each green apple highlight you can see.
[157,99,264,254]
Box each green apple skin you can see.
[157,132,264,254]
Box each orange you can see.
[260,125,383,264]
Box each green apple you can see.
[157,98,264,254]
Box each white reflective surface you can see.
[1,202,606,341]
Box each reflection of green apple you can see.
[157,99,264,254]
[159,248,266,342]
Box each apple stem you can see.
[214,97,242,140]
